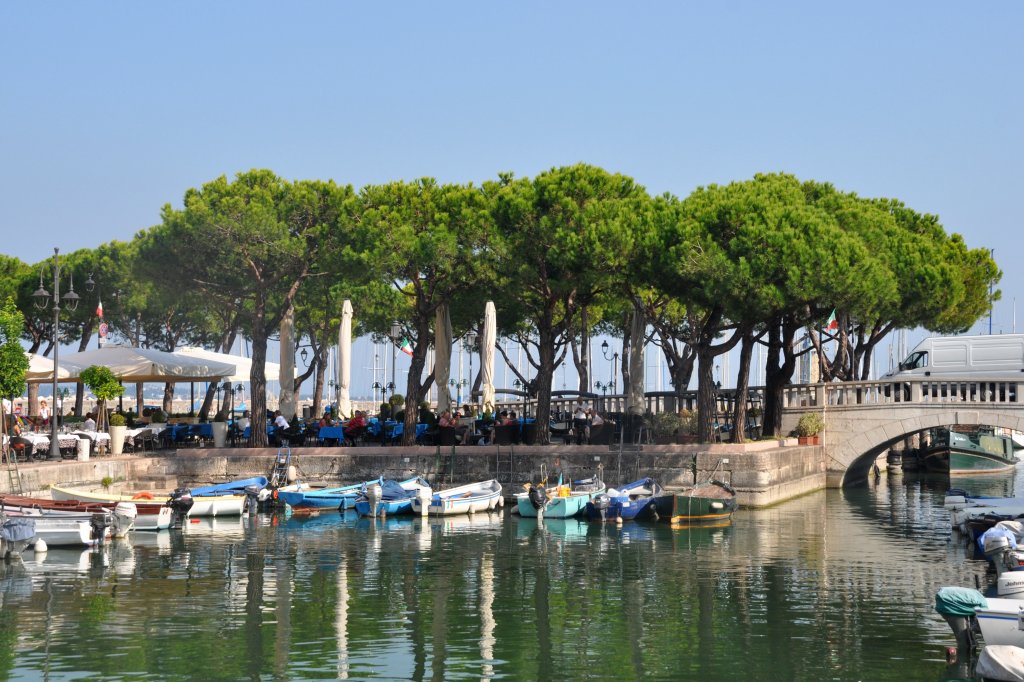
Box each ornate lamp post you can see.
[390,321,402,393]
[33,248,81,460]
[371,381,383,407]
[601,340,620,394]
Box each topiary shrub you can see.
[108,413,127,427]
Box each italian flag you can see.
[96,299,104,318]
[825,309,838,332]
[399,337,414,356]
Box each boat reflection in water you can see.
[0,473,1006,680]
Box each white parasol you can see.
[481,301,496,413]
[338,299,353,419]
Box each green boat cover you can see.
[935,587,988,616]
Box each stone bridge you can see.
[779,377,1024,486]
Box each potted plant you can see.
[79,365,125,435]
[151,409,167,425]
[674,409,699,444]
[211,410,228,448]
[795,412,824,445]
[108,412,128,455]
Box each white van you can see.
[883,334,1024,378]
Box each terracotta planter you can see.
[797,435,820,445]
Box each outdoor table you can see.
[317,426,344,444]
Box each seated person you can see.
[438,410,455,428]
[318,412,334,428]
[83,412,97,431]
[343,410,368,444]
[235,410,251,433]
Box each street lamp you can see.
[600,340,619,394]
[372,381,382,406]
[596,380,610,397]
[299,347,309,367]
[33,248,81,460]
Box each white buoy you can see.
[615,516,623,525]
[34,539,48,553]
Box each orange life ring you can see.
[131,491,154,500]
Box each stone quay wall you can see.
[6,441,826,508]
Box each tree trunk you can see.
[162,382,174,415]
[696,350,716,443]
[250,333,270,448]
[731,330,755,444]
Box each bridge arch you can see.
[783,378,1024,486]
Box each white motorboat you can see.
[30,516,111,548]
[411,479,503,516]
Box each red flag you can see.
[96,299,104,318]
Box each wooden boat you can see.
[516,477,605,519]
[50,484,243,517]
[47,486,173,530]
[354,477,432,517]
[585,477,663,522]
[411,479,503,516]
[923,428,1019,474]
[660,480,737,527]
[280,477,418,512]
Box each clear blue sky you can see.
[3,3,1021,394]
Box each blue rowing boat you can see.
[279,476,422,512]
[585,477,663,521]
[354,477,432,517]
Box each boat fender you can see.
[132,491,154,500]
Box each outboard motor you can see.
[935,587,986,651]
[112,502,138,539]
[90,511,112,544]
[528,484,548,520]
[167,488,195,529]
[592,493,611,522]
[243,484,262,516]
[415,486,431,517]
[367,483,383,518]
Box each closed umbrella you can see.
[338,299,353,419]
[481,301,496,413]
[435,304,453,411]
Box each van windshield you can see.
[899,351,929,371]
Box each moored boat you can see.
[354,477,432,517]
[50,484,243,517]
[585,477,663,522]
[280,477,423,513]
[516,477,605,519]
[923,428,1019,474]
[47,486,173,530]
[660,480,737,527]
[0,496,138,538]
[411,479,503,516]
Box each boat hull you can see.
[413,480,503,516]
[664,482,738,526]
[977,598,1024,646]
[50,484,242,518]
[923,430,1018,475]
[517,492,593,519]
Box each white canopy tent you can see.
[27,346,238,383]
[25,352,72,383]
[176,346,280,383]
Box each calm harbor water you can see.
[0,470,1014,681]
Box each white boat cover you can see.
[977,645,1024,681]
